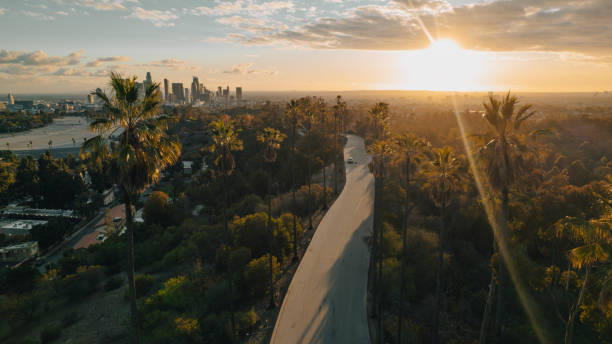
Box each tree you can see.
[393,133,428,343]
[301,105,318,230]
[84,72,181,342]
[208,117,243,337]
[284,100,302,260]
[478,92,536,343]
[555,212,612,344]
[368,102,390,140]
[257,127,286,308]
[333,96,347,195]
[368,140,393,344]
[424,146,460,344]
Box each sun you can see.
[392,38,487,91]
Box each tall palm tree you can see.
[478,92,535,342]
[208,117,243,336]
[284,100,302,260]
[556,213,612,344]
[368,102,390,140]
[424,146,460,344]
[301,107,318,230]
[84,72,181,342]
[368,140,393,344]
[48,140,53,151]
[332,96,346,195]
[314,98,330,209]
[394,133,428,343]
[257,127,286,309]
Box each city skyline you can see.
[1,0,612,93]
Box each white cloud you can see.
[78,0,127,11]
[222,62,278,75]
[85,56,130,67]
[0,8,5,15]
[56,11,69,16]
[191,0,295,17]
[125,7,178,27]
[22,10,55,20]
[0,49,84,66]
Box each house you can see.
[102,188,115,206]
[183,161,194,175]
[0,241,39,263]
[0,220,47,236]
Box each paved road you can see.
[271,134,374,344]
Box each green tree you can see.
[424,146,460,344]
[368,140,393,344]
[393,133,428,343]
[284,99,303,260]
[84,72,181,342]
[368,102,390,140]
[208,117,243,337]
[301,106,318,230]
[478,92,536,343]
[257,127,286,308]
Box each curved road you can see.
[271,134,374,344]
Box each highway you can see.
[271,134,374,344]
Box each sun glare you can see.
[393,38,487,91]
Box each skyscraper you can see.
[236,87,242,101]
[191,77,199,103]
[88,94,95,104]
[172,83,184,103]
[164,79,169,101]
[144,72,152,90]
[185,88,190,103]
[8,93,14,105]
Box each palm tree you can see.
[83,72,181,342]
[257,127,286,309]
[394,133,428,343]
[48,140,53,151]
[314,98,330,209]
[301,107,318,230]
[208,117,243,336]
[5,142,9,151]
[332,96,346,195]
[424,146,460,344]
[478,92,536,342]
[284,100,302,260]
[368,140,393,344]
[28,140,33,150]
[555,213,612,344]
[368,102,390,140]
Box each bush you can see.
[61,265,101,299]
[135,274,154,297]
[237,308,259,334]
[244,254,279,298]
[104,276,123,291]
[40,324,62,343]
[61,311,80,328]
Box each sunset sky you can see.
[1,0,611,93]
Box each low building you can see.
[1,206,78,219]
[102,188,115,206]
[0,219,47,236]
[0,241,39,263]
[183,161,194,175]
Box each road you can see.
[271,134,374,344]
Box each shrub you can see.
[104,276,123,291]
[135,274,155,297]
[61,311,80,328]
[244,254,279,298]
[40,324,62,343]
[237,308,259,334]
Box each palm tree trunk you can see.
[398,185,409,344]
[267,164,276,309]
[223,174,236,338]
[371,176,382,320]
[322,164,327,209]
[124,192,140,343]
[565,265,590,344]
[494,188,509,342]
[334,116,338,195]
[433,206,446,344]
[307,130,313,230]
[479,239,498,344]
[377,179,384,344]
[291,126,299,261]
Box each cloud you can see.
[78,0,127,11]
[222,62,278,75]
[85,56,131,67]
[22,10,55,20]
[0,8,5,15]
[136,58,190,69]
[0,49,84,66]
[220,0,612,57]
[125,7,178,27]
[56,11,69,16]
[191,0,295,17]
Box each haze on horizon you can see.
[1,0,612,94]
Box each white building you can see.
[0,241,39,263]
[0,220,48,236]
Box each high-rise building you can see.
[87,94,95,104]
[191,77,200,103]
[217,86,222,97]
[172,83,184,103]
[236,87,242,101]
[8,93,15,105]
[144,72,152,90]
[223,86,229,102]
[164,79,169,101]
[184,88,190,104]
[136,83,145,100]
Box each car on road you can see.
[347,157,354,164]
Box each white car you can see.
[347,157,354,164]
